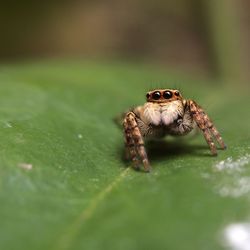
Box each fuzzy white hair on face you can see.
[161,101,183,126]
[143,101,183,126]
[143,103,162,125]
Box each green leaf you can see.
[0,61,249,250]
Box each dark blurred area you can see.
[0,0,249,80]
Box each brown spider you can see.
[123,89,226,172]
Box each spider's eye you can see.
[152,91,161,100]
[175,91,180,96]
[163,91,172,99]
[146,93,150,99]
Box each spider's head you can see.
[146,89,182,103]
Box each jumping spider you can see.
[123,89,226,172]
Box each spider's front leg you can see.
[188,100,226,155]
[123,112,151,172]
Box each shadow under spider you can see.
[119,139,217,166]
[146,140,211,161]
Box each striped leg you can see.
[123,118,140,169]
[123,112,151,172]
[205,117,226,149]
[189,100,226,155]
[201,128,217,155]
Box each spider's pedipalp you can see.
[123,112,151,172]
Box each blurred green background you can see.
[0,1,250,250]
[1,0,249,81]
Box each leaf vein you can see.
[54,167,130,250]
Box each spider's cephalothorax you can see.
[123,89,226,172]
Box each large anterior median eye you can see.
[152,91,161,100]
[163,91,172,99]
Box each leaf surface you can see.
[0,61,249,250]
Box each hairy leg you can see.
[123,118,140,169]
[205,116,226,149]
[189,100,226,155]
[123,112,151,172]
